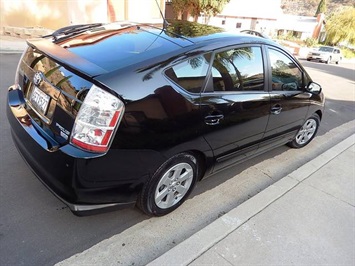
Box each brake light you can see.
[70,85,125,153]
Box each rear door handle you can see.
[271,104,282,115]
[205,114,224,125]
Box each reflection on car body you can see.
[6,20,325,216]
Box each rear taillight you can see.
[70,85,124,153]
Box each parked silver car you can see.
[307,46,342,64]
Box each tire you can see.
[306,58,311,61]
[288,114,320,149]
[137,153,198,216]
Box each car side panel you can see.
[200,92,270,171]
[263,91,310,140]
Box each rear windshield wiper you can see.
[43,23,104,42]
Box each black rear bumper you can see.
[6,87,140,214]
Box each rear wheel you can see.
[288,114,320,148]
[137,153,198,216]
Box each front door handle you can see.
[271,104,282,115]
[205,114,224,125]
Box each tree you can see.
[325,7,355,45]
[171,0,230,22]
[171,0,189,20]
[315,0,327,16]
[199,0,231,23]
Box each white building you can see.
[207,0,283,37]
[206,0,325,41]
[276,14,326,41]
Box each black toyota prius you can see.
[6,21,324,216]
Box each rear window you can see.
[165,54,211,93]
[22,48,92,100]
[67,27,181,71]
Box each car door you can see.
[200,45,271,171]
[334,48,341,62]
[261,47,312,149]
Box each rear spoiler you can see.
[26,38,108,77]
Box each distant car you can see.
[7,20,324,216]
[240,29,270,39]
[307,46,342,64]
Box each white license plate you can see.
[30,86,50,114]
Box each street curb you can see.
[148,133,355,266]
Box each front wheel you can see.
[288,114,320,148]
[137,153,198,216]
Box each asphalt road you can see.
[0,54,354,266]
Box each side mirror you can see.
[307,82,322,94]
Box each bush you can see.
[304,37,318,47]
[341,47,355,59]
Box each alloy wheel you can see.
[154,163,194,209]
[295,118,317,145]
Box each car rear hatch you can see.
[8,24,188,157]
[8,38,114,158]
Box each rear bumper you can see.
[6,86,149,214]
[8,110,137,214]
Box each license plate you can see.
[30,86,50,114]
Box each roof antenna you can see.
[154,0,169,29]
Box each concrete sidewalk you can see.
[149,134,355,265]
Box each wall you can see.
[0,0,165,34]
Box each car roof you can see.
[159,20,275,46]
[28,21,281,77]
